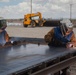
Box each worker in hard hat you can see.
[44,19,76,48]
[0,19,9,45]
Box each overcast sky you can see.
[0,0,76,19]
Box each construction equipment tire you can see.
[23,24,28,27]
[39,20,43,27]
[31,20,36,27]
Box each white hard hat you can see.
[60,19,73,28]
[60,19,73,36]
[66,22,73,28]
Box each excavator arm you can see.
[23,12,45,27]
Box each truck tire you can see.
[23,24,28,27]
[39,20,43,27]
[31,20,36,27]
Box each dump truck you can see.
[0,18,9,45]
[23,12,46,27]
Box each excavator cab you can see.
[23,12,46,27]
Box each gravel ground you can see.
[6,26,76,75]
[6,26,53,38]
[6,26,76,38]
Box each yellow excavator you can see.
[23,12,46,27]
[0,18,9,45]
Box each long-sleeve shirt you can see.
[0,30,9,45]
[44,28,76,44]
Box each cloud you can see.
[59,0,70,3]
[0,0,10,2]
[0,1,32,19]
[0,0,76,19]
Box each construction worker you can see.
[44,19,76,48]
[0,19,9,45]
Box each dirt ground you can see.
[6,26,76,75]
[6,26,76,38]
[6,26,53,38]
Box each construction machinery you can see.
[0,18,9,45]
[23,12,46,27]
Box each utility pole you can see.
[31,0,32,14]
[30,0,32,21]
[70,4,72,20]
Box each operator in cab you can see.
[0,19,9,45]
[44,19,76,48]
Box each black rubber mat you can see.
[0,44,76,75]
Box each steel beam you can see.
[31,56,76,75]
